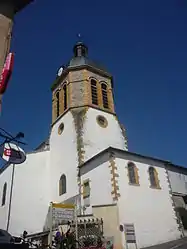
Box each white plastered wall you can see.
[83,108,127,161]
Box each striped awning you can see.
[70,216,103,225]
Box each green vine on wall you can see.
[119,123,128,150]
[71,107,88,187]
[114,115,128,150]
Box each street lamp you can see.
[0,127,26,231]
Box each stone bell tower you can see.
[49,41,128,202]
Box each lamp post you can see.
[6,162,15,232]
[0,129,26,232]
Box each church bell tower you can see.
[49,41,128,202]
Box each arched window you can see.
[56,91,60,118]
[148,167,160,188]
[127,162,139,185]
[63,84,67,111]
[101,83,109,109]
[2,182,7,206]
[59,174,66,196]
[91,79,98,105]
[83,179,90,199]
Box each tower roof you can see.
[51,41,113,91]
[67,41,108,72]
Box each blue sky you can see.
[1,0,187,166]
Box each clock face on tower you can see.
[57,66,64,77]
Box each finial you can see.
[73,34,88,57]
[76,33,83,43]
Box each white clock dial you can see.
[57,67,64,77]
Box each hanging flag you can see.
[0,52,14,94]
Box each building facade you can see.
[0,0,33,73]
[79,148,185,248]
[0,0,33,110]
[0,41,186,248]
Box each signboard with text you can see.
[0,142,26,164]
[124,223,136,243]
[52,203,75,226]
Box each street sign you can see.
[52,203,75,225]
[0,142,26,164]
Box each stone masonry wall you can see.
[0,3,14,74]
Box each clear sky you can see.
[1,0,187,166]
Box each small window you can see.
[101,83,109,109]
[56,91,60,118]
[96,115,108,128]
[148,167,160,188]
[58,123,64,135]
[83,180,90,199]
[91,79,98,105]
[63,84,67,111]
[2,182,7,206]
[59,174,66,196]
[127,162,139,185]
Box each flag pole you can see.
[49,202,53,247]
[6,163,15,231]
[75,197,78,249]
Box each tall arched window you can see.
[91,79,98,105]
[63,84,67,111]
[127,162,139,185]
[56,91,60,118]
[148,167,160,188]
[101,83,109,109]
[2,182,7,206]
[59,174,66,196]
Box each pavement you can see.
[141,237,187,249]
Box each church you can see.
[0,41,187,249]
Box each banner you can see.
[0,53,14,94]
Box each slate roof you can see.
[51,41,113,90]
